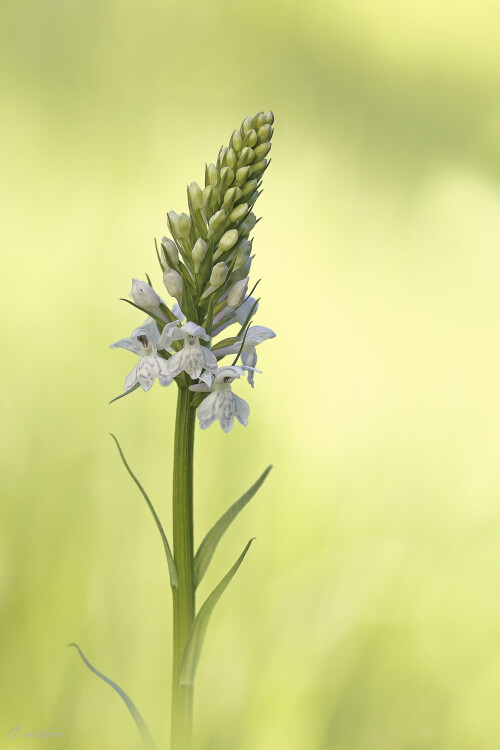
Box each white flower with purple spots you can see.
[213,325,276,387]
[189,366,259,433]
[110,318,178,392]
[167,322,218,383]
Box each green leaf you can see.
[109,383,141,404]
[194,465,272,588]
[69,643,158,750]
[180,539,255,687]
[110,434,178,588]
[120,298,167,329]
[204,294,215,337]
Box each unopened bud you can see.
[235,166,251,186]
[242,129,257,149]
[240,179,258,200]
[210,262,229,288]
[234,240,252,269]
[241,116,253,135]
[188,181,204,208]
[227,277,249,308]
[223,186,242,208]
[218,229,238,254]
[178,213,191,238]
[192,238,207,271]
[253,142,271,161]
[206,163,218,187]
[131,279,162,310]
[231,129,243,152]
[219,166,234,193]
[251,160,268,178]
[239,212,257,236]
[224,148,237,170]
[208,209,226,236]
[252,112,266,130]
[264,110,274,125]
[161,237,179,267]
[230,203,248,223]
[163,268,183,300]
[203,186,213,206]
[237,147,254,168]
[257,124,272,143]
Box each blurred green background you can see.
[2,1,500,748]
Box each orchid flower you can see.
[189,365,259,433]
[110,318,178,392]
[167,322,218,384]
[213,325,276,386]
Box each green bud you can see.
[235,166,251,186]
[240,179,258,200]
[223,186,242,209]
[218,229,239,254]
[161,237,179,266]
[229,203,248,223]
[219,166,234,193]
[264,110,274,125]
[178,213,191,238]
[188,181,204,208]
[203,186,213,206]
[242,129,258,149]
[251,160,268,178]
[239,212,257,237]
[253,142,271,161]
[252,112,266,130]
[237,147,254,168]
[234,241,252,269]
[224,148,237,170]
[227,277,249,308]
[210,262,229,288]
[206,163,218,187]
[192,238,207,272]
[208,209,226,236]
[241,116,253,135]
[163,268,183,300]
[217,146,228,168]
[231,129,243,152]
[257,124,272,143]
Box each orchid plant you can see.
[71,112,276,750]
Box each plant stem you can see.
[171,385,196,750]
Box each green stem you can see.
[171,386,196,750]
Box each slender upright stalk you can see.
[171,385,196,750]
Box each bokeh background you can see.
[2,1,500,748]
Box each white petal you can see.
[197,392,218,430]
[136,358,156,391]
[151,354,173,384]
[172,303,185,321]
[124,363,139,391]
[245,325,276,346]
[166,349,184,378]
[182,321,209,340]
[189,383,211,392]
[201,346,218,371]
[110,337,141,354]
[214,365,246,383]
[234,296,258,324]
[157,321,180,350]
[241,347,257,387]
[234,394,250,426]
[216,392,237,433]
[181,344,205,379]
[199,369,214,387]
[141,317,161,344]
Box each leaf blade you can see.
[69,643,158,750]
[180,539,255,687]
[111,434,178,588]
[194,465,272,588]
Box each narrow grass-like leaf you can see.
[109,382,141,404]
[120,298,167,328]
[180,539,255,687]
[69,643,158,750]
[194,466,272,588]
[231,322,252,366]
[111,434,178,588]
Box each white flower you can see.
[110,318,178,392]
[131,279,163,311]
[212,325,275,387]
[189,366,258,433]
[167,322,218,382]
